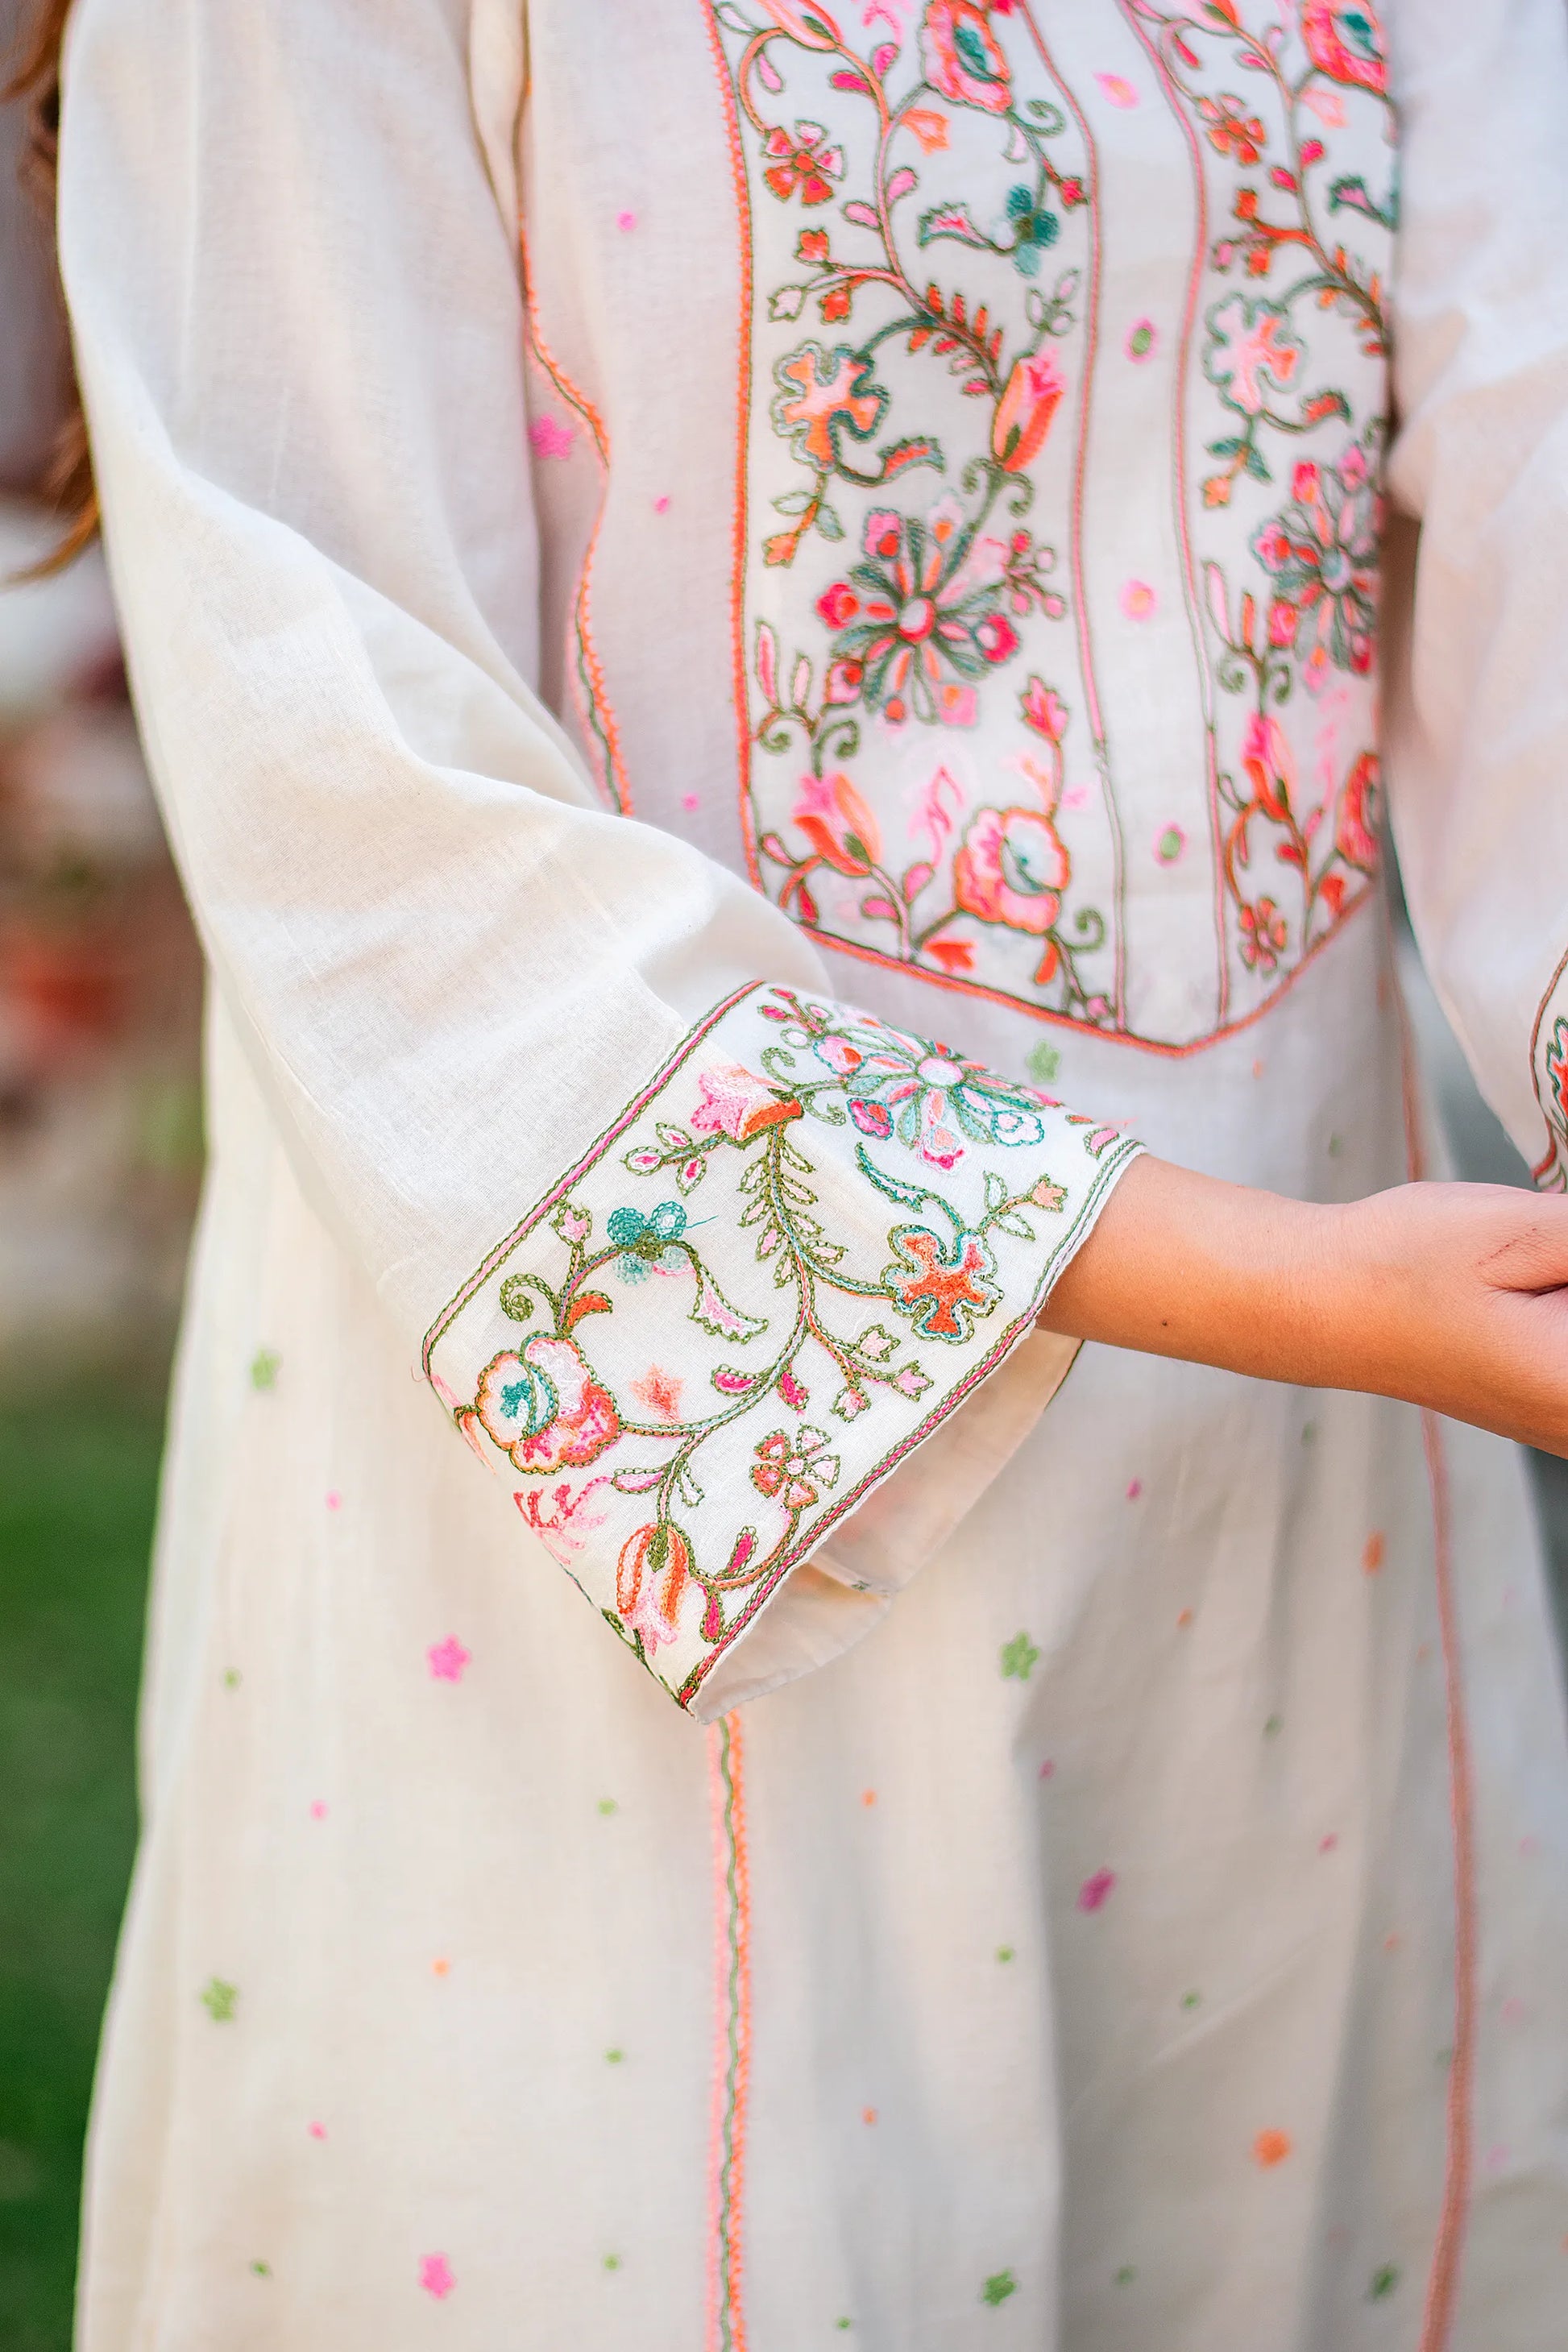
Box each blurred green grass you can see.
[0,1392,161,2352]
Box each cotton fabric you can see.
[58,1,1568,2345]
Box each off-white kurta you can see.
[58,0,1568,2344]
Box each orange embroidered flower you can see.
[883,1226,998,1342]
[1197,91,1267,165]
[921,0,1012,114]
[615,1521,693,1653]
[761,118,845,208]
[904,106,950,153]
[794,769,882,877]
[771,342,887,469]
[992,351,1066,472]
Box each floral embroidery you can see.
[710,0,1118,1019]
[201,1977,239,2022]
[1132,2,1393,1002]
[709,0,1393,1047]
[425,983,1137,1711]
[419,2254,456,2300]
[981,2269,1019,2306]
[426,1636,471,1682]
[1529,968,1568,1191]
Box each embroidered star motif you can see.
[1000,1631,1040,1682]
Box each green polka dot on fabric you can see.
[1114,2266,1136,2286]
[222,1669,241,1689]
[1000,1632,1039,1682]
[1264,1715,1283,1738]
[249,1348,280,1391]
[605,2047,624,2064]
[598,1798,618,1815]
[1367,2265,1400,2300]
[996,1946,1015,1964]
[1180,1989,1201,2010]
[602,2254,621,2273]
[250,2260,271,2278]
[981,2270,1018,2307]
[201,1978,238,2022]
[1027,1041,1060,1085]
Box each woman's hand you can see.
[1039,1156,1568,1458]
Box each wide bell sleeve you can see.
[1383,0,1568,1189]
[56,0,1139,1718]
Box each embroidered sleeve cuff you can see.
[422,983,1139,1718]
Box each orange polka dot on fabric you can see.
[1253,2129,1292,2167]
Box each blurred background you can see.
[0,19,1565,2352]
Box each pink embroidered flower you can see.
[761,118,845,207]
[816,581,861,629]
[554,1201,592,1246]
[1240,711,1296,822]
[1077,1868,1117,1913]
[1334,749,1381,873]
[514,1476,615,1567]
[615,1521,693,1653]
[1251,438,1381,685]
[751,1426,840,1512]
[953,807,1069,981]
[1267,596,1298,648]
[427,1636,471,1683]
[690,1063,805,1143]
[420,2253,455,2300]
[1119,579,1157,620]
[1020,675,1068,742]
[793,769,883,877]
[1205,296,1300,418]
[474,1335,620,1475]
[528,414,575,461]
[630,1365,685,1421]
[1238,895,1288,973]
[992,351,1065,473]
[921,0,1012,114]
[1300,0,1387,93]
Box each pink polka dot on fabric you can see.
[1319,1833,1338,1853]
[1120,579,1157,620]
[1039,1758,1056,1780]
[308,2120,327,2140]
[1126,1478,1143,1501]
[325,1490,342,1512]
[681,791,700,811]
[420,2253,456,2300]
[617,209,637,232]
[1095,73,1139,107]
[528,414,575,462]
[653,495,671,514]
[427,1636,471,1684]
[1077,1868,1118,1914]
[309,1799,328,1821]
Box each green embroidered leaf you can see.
[983,1169,1011,1214]
[1205,433,1247,460]
[854,1139,931,1213]
[1328,173,1397,231]
[815,502,845,541]
[990,1210,1035,1242]
[711,0,755,30]
[772,488,815,516]
[675,1460,706,1511]
[768,284,808,322]
[655,1122,693,1154]
[1242,441,1272,483]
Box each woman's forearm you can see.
[1040,1154,1568,1457]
